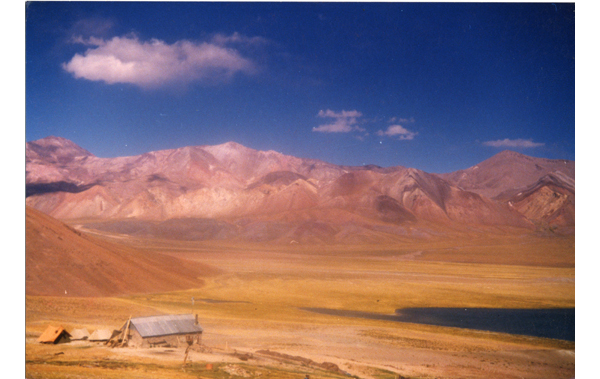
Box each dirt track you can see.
[26,319,575,379]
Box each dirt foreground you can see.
[26,232,575,379]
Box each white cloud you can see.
[482,138,545,148]
[313,109,365,133]
[210,32,269,47]
[388,117,415,124]
[318,109,362,119]
[62,34,258,88]
[69,36,106,46]
[68,18,115,40]
[376,124,417,140]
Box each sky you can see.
[25,1,575,173]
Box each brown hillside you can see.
[25,206,216,297]
[439,150,574,199]
[495,173,575,231]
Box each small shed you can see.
[38,325,71,344]
[121,314,203,348]
[70,328,90,341]
[89,329,112,342]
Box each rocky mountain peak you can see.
[26,136,94,164]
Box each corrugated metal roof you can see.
[130,314,203,338]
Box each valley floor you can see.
[26,232,575,379]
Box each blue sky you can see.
[25,2,575,173]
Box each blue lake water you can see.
[301,307,574,341]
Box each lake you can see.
[301,307,574,341]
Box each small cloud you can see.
[313,109,365,133]
[210,32,269,47]
[482,138,545,148]
[69,35,106,46]
[318,109,363,119]
[376,124,417,140]
[62,34,259,88]
[388,117,415,124]
[69,18,115,40]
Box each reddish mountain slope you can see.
[495,172,575,231]
[26,206,216,297]
[438,151,574,230]
[439,150,574,199]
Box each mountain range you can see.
[26,136,575,244]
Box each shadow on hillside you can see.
[26,181,99,197]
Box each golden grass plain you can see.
[26,231,574,379]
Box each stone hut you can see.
[70,328,90,341]
[89,329,112,342]
[121,314,203,348]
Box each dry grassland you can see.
[26,232,575,379]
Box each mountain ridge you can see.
[25,137,574,242]
[439,150,574,199]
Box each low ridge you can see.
[25,206,217,297]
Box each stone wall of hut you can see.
[126,329,202,348]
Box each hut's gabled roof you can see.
[70,328,90,340]
[129,314,203,338]
[89,329,112,341]
[38,325,71,343]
